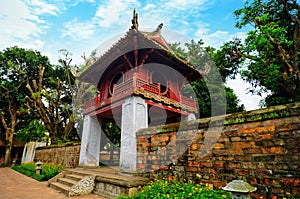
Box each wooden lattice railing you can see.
[83,76,196,114]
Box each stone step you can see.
[93,174,149,198]
[49,168,149,198]
[49,181,70,195]
[95,173,149,187]
[65,174,84,181]
[57,178,78,187]
[66,168,148,187]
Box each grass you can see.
[12,162,63,181]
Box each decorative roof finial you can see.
[154,23,163,33]
[131,8,139,30]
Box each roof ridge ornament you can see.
[131,8,139,30]
[154,23,163,33]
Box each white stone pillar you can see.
[186,112,196,121]
[120,96,148,175]
[79,115,101,167]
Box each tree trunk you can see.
[4,133,14,166]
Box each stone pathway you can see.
[0,168,107,199]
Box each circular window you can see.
[109,72,124,95]
[151,71,168,94]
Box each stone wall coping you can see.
[136,102,300,136]
[35,142,81,150]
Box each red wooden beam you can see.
[145,100,189,116]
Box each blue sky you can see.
[0,0,266,110]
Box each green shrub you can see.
[41,162,63,180]
[12,162,63,181]
[20,162,36,172]
[31,173,45,181]
[118,178,230,199]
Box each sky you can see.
[0,0,267,110]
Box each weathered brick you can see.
[213,143,224,149]
[246,136,255,141]
[233,142,250,148]
[255,169,270,175]
[161,136,169,142]
[228,147,244,155]
[236,169,251,175]
[217,137,230,142]
[245,148,262,154]
[211,181,224,188]
[201,162,213,168]
[250,193,267,199]
[231,136,241,141]
[151,165,159,170]
[213,161,224,168]
[224,130,238,136]
[262,140,275,147]
[253,155,275,162]
[186,166,198,172]
[241,162,255,169]
[259,134,272,140]
[243,121,262,128]
[212,149,228,155]
[256,126,275,133]
[262,147,283,154]
[191,161,200,167]
[239,128,256,134]
[138,138,148,143]
[134,104,300,198]
[228,162,240,169]
[278,123,299,132]
[137,164,146,169]
[264,118,281,125]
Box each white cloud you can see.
[197,30,247,48]
[226,75,267,111]
[144,3,155,10]
[25,0,61,16]
[95,0,137,27]
[0,0,49,50]
[194,22,210,35]
[68,0,96,7]
[62,18,95,40]
[165,0,212,11]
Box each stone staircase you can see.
[48,169,91,196]
[48,167,149,198]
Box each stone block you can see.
[68,176,95,197]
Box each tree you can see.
[25,49,99,143]
[170,40,245,117]
[0,46,52,165]
[17,120,47,143]
[25,50,77,142]
[218,0,299,107]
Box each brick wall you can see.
[34,144,80,168]
[136,103,300,198]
